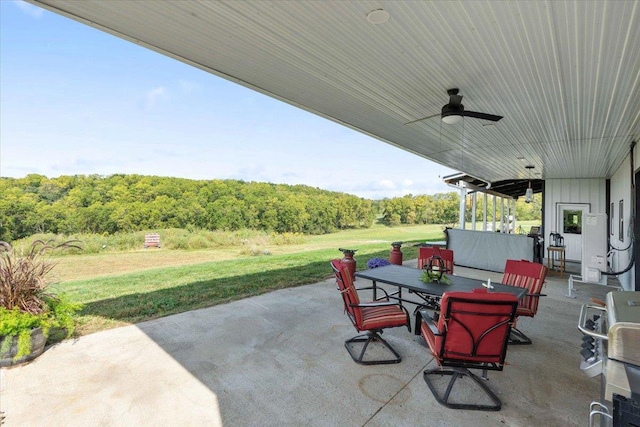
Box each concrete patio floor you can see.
[0,260,610,426]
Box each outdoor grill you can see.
[579,291,640,426]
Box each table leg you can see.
[547,247,566,277]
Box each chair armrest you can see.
[418,309,441,336]
[356,286,392,300]
[525,292,547,297]
[350,301,399,308]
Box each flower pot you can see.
[0,327,46,367]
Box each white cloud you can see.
[403,178,414,187]
[145,86,167,109]
[376,179,396,190]
[178,80,198,93]
[14,1,43,18]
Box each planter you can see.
[0,327,46,367]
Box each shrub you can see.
[0,240,83,361]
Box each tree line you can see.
[376,192,541,227]
[0,174,541,242]
[0,174,373,241]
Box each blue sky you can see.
[0,1,454,199]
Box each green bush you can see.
[0,240,83,361]
[0,297,81,360]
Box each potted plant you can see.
[0,240,82,367]
[421,256,451,285]
[367,257,391,269]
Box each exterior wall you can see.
[543,178,607,260]
[609,150,636,290]
[543,148,636,291]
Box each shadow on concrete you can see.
[1,260,615,426]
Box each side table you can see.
[547,246,566,277]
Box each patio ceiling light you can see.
[442,114,463,124]
[525,165,535,203]
[367,9,390,24]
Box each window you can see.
[619,200,624,242]
[563,210,582,234]
[610,202,614,235]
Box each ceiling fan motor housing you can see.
[442,88,464,120]
[441,103,464,120]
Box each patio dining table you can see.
[355,264,527,330]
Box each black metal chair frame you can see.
[344,285,410,365]
[509,289,547,345]
[502,260,548,346]
[344,323,402,365]
[509,321,536,345]
[419,296,518,411]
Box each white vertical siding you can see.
[610,154,634,290]
[544,162,635,290]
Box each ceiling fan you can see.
[406,88,503,124]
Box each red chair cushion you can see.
[331,259,362,325]
[501,259,547,317]
[360,305,409,330]
[422,288,517,365]
[331,259,408,332]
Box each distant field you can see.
[50,223,447,282]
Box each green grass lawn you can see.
[50,223,446,335]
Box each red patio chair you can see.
[330,259,410,365]
[419,288,518,411]
[417,246,454,274]
[501,259,548,345]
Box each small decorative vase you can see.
[338,248,357,281]
[389,242,403,265]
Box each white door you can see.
[556,203,590,262]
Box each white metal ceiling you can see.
[29,0,640,183]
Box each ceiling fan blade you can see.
[407,88,503,124]
[405,112,440,124]
[460,110,503,122]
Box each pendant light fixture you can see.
[525,165,535,203]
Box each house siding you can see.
[543,178,607,262]
[609,150,636,291]
[543,151,636,291]
[544,179,607,235]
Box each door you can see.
[556,203,590,262]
